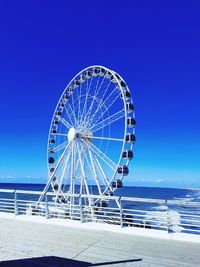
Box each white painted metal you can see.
[42,65,135,212]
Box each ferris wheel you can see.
[39,65,135,207]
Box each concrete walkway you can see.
[0,217,200,266]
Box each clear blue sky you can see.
[0,0,200,187]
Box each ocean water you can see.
[0,183,199,201]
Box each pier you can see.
[0,189,200,266]
[0,215,200,266]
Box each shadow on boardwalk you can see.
[0,256,142,266]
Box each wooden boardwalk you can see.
[0,216,200,266]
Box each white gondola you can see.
[117,165,129,176]
[92,68,100,76]
[53,184,59,190]
[114,73,120,80]
[48,157,54,164]
[56,111,62,117]
[96,201,108,208]
[48,148,54,153]
[122,149,133,160]
[60,102,65,109]
[74,80,80,88]
[53,120,59,126]
[127,117,136,128]
[105,71,112,78]
[112,179,123,188]
[126,102,134,113]
[68,86,74,94]
[85,70,92,78]
[99,67,106,76]
[104,190,114,196]
[120,81,126,88]
[64,94,70,100]
[125,133,136,143]
[79,74,86,83]
[121,90,131,100]
[110,75,117,83]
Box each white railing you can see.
[0,189,200,235]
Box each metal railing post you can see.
[14,190,18,216]
[80,205,83,223]
[79,194,83,223]
[45,194,49,219]
[165,200,170,233]
[120,199,123,227]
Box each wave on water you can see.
[146,209,183,233]
[185,190,200,201]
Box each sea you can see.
[0,183,199,201]
[0,183,200,234]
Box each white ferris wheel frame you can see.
[38,65,135,206]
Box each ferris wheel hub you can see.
[68,127,76,142]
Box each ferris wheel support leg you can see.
[81,144,102,197]
[88,148,102,196]
[77,143,94,218]
[69,142,75,216]
[55,148,71,203]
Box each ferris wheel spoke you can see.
[87,78,112,126]
[53,140,69,152]
[80,75,94,124]
[90,136,124,142]
[88,89,120,128]
[63,104,74,126]
[91,108,125,133]
[82,80,100,127]
[65,101,79,127]
[77,80,83,123]
[80,79,89,124]
[87,74,101,110]
[71,88,76,122]
[83,75,108,127]
[58,117,71,129]
[93,71,108,99]
[53,133,68,137]
[82,139,117,171]
[93,153,112,191]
